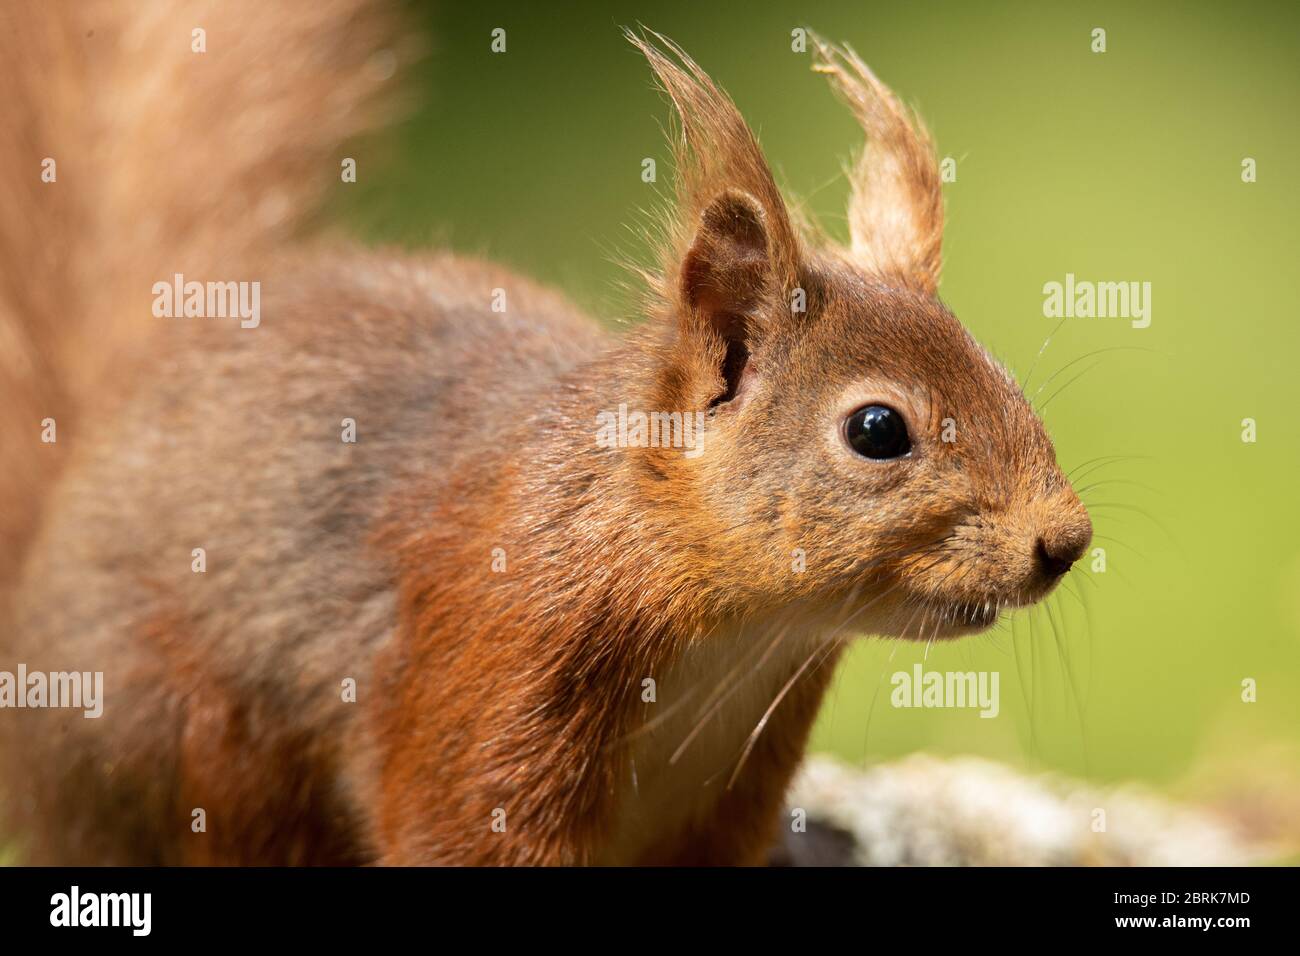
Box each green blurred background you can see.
[339,1,1300,810]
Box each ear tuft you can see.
[626,28,800,295]
[810,32,944,294]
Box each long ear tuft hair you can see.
[626,28,801,301]
[810,33,944,294]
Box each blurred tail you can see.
[0,0,406,585]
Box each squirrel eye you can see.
[845,404,911,460]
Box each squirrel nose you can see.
[1035,529,1089,579]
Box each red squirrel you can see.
[0,3,1090,865]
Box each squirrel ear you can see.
[629,29,800,298]
[811,34,944,295]
[681,190,770,322]
[629,30,799,409]
[673,190,771,408]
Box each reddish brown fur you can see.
[0,10,1089,865]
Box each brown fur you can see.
[0,10,1089,865]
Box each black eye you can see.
[845,404,911,460]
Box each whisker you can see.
[1038,360,1103,413]
[613,537,941,754]
[668,617,794,765]
[722,572,923,785]
[1031,346,1155,405]
[1090,531,1148,562]
[1074,477,1159,497]
[1021,315,1070,394]
[1083,501,1179,550]
[1066,454,1148,483]
[860,639,903,757]
[726,637,838,790]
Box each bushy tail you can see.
[0,0,407,585]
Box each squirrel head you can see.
[628,32,1091,640]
